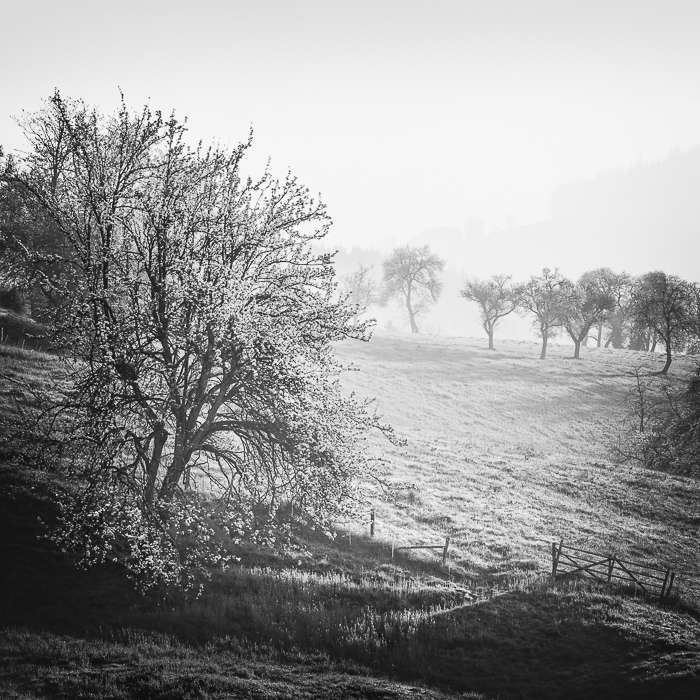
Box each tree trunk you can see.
[145,423,169,506]
[540,335,548,359]
[565,326,586,360]
[596,323,603,347]
[487,328,494,350]
[406,292,419,333]
[160,450,189,502]
[660,346,672,375]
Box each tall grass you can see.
[135,565,480,655]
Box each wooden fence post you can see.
[552,539,563,580]
[370,509,375,538]
[391,539,395,559]
[607,555,615,584]
[442,536,451,565]
[666,572,675,600]
[660,567,671,600]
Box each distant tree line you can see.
[338,245,700,376]
[338,247,700,480]
[462,266,700,374]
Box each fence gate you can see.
[552,540,675,602]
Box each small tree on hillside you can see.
[381,244,445,333]
[562,273,616,359]
[340,263,381,323]
[629,271,692,374]
[517,268,572,360]
[618,364,700,478]
[460,274,519,349]
[3,91,396,594]
[578,268,632,348]
[601,271,634,349]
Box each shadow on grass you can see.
[0,466,150,635]
[1,466,698,700]
[386,587,699,700]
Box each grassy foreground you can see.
[1,332,699,699]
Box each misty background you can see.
[327,144,700,338]
[1,0,698,341]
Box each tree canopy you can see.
[517,268,573,360]
[381,245,444,333]
[460,274,519,350]
[1,92,394,594]
[561,271,616,359]
[340,263,381,323]
[630,271,692,374]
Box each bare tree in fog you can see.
[460,274,519,350]
[576,268,633,349]
[340,263,381,323]
[561,273,616,359]
[381,245,445,333]
[517,268,572,360]
[630,271,692,374]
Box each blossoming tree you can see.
[2,92,394,594]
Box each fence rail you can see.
[341,509,453,566]
[342,511,686,597]
[393,537,451,565]
[551,540,675,602]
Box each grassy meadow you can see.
[334,333,700,597]
[1,329,699,699]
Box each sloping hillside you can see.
[1,333,699,699]
[335,333,700,597]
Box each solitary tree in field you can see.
[2,91,395,593]
[629,271,692,374]
[381,244,445,333]
[561,273,616,359]
[460,274,519,349]
[517,268,572,359]
[340,263,381,323]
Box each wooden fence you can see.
[551,540,675,602]
[341,509,452,565]
[344,511,684,594]
[393,536,451,565]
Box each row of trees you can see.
[463,268,700,373]
[341,246,699,375]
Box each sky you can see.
[1,0,699,266]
